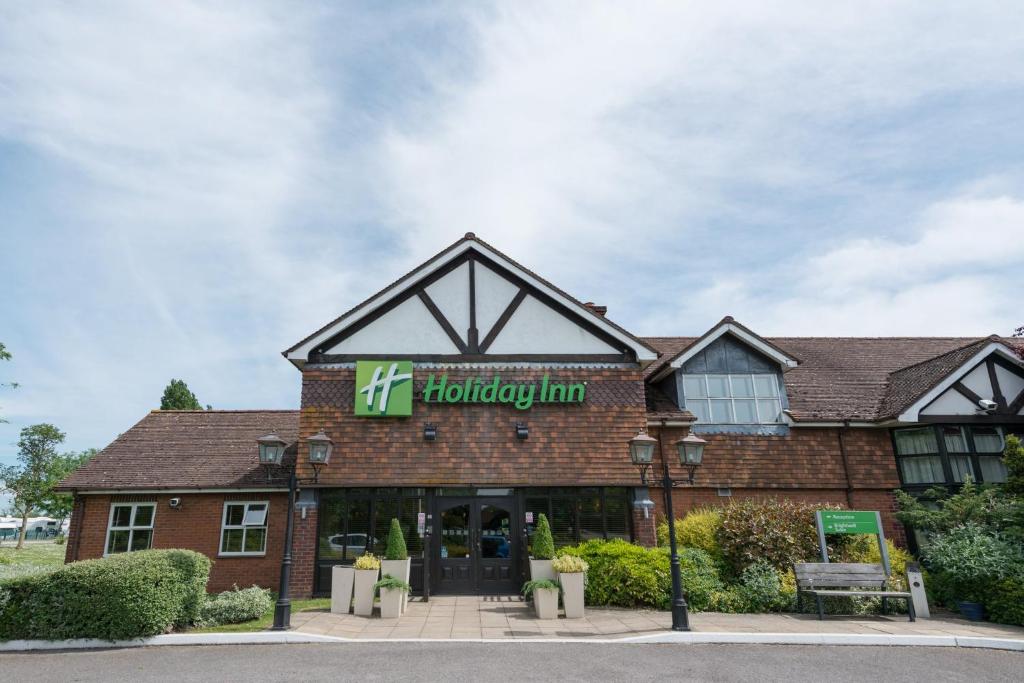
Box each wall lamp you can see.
[515,422,529,440]
[423,423,438,441]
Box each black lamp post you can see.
[269,428,332,631]
[628,429,706,632]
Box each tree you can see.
[0,424,66,549]
[160,379,206,410]
[0,341,16,423]
[1004,435,1024,497]
[39,448,98,530]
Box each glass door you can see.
[434,497,518,594]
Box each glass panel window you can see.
[942,427,968,453]
[899,456,945,484]
[687,400,711,422]
[682,375,707,398]
[894,428,938,456]
[105,503,155,555]
[971,427,1005,453]
[757,399,782,422]
[754,375,779,397]
[733,399,757,423]
[979,456,1008,483]
[948,455,974,483]
[710,400,733,423]
[730,375,754,398]
[220,501,269,556]
[706,375,730,398]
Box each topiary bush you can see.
[385,518,408,561]
[199,586,272,626]
[559,539,723,611]
[532,513,555,560]
[983,576,1024,626]
[657,508,723,564]
[717,499,848,576]
[0,549,211,641]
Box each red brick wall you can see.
[298,366,648,486]
[68,492,289,593]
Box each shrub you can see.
[560,539,722,611]
[0,549,211,641]
[920,524,1022,601]
[551,555,589,573]
[532,514,555,560]
[841,536,914,591]
[200,586,272,626]
[522,579,560,598]
[717,499,848,576]
[983,577,1024,626]
[374,575,411,594]
[657,509,724,563]
[710,561,794,613]
[354,553,380,570]
[384,518,408,561]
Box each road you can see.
[2,643,1021,682]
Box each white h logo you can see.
[359,362,412,413]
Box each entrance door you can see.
[435,497,517,594]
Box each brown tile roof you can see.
[643,336,1024,422]
[58,410,299,491]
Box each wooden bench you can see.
[794,563,915,621]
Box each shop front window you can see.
[524,487,632,553]
[318,489,426,563]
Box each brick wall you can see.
[68,492,288,593]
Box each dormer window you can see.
[682,373,783,424]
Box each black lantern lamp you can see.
[627,428,707,632]
[306,429,333,482]
[257,432,287,482]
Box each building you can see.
[58,234,1024,596]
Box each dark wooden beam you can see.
[479,288,528,353]
[987,359,1008,409]
[952,381,983,406]
[417,290,468,353]
[917,414,1024,425]
[467,257,479,353]
[310,352,631,364]
[1007,388,1024,417]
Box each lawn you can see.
[0,540,67,580]
[192,597,332,633]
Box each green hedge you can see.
[560,539,722,611]
[0,549,211,641]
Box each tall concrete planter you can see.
[381,558,412,613]
[379,586,403,619]
[330,565,355,614]
[529,559,555,582]
[559,572,585,618]
[533,587,559,619]
[353,568,379,616]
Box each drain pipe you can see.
[836,421,855,508]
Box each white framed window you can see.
[682,373,783,424]
[105,503,156,555]
[220,501,269,556]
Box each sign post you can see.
[814,510,890,575]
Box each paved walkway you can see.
[290,595,1024,641]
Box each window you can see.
[220,502,269,556]
[317,489,426,563]
[682,373,782,424]
[894,425,1009,487]
[524,487,632,553]
[105,503,155,555]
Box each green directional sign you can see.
[819,510,880,534]
[355,360,413,417]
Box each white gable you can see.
[995,364,1024,410]
[475,262,519,336]
[323,296,461,355]
[920,389,979,416]
[485,295,620,355]
[424,261,470,346]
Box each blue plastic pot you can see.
[956,601,986,621]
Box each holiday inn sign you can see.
[355,360,586,416]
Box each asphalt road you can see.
[2,643,1021,682]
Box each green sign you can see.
[355,360,413,417]
[422,374,585,411]
[819,510,879,534]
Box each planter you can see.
[379,586,404,619]
[559,571,585,619]
[956,600,986,622]
[353,568,379,616]
[529,558,555,582]
[533,587,559,619]
[381,558,412,613]
[330,565,355,615]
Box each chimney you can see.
[583,302,607,317]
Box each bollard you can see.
[905,562,930,619]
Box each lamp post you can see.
[267,428,332,631]
[628,429,706,632]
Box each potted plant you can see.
[552,554,588,618]
[529,513,556,581]
[352,553,380,616]
[523,579,560,619]
[375,574,412,619]
[330,564,355,614]
[380,518,411,613]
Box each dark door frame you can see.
[431,495,521,594]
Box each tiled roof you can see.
[643,336,1024,422]
[58,410,299,491]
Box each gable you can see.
[285,235,657,365]
[899,342,1024,422]
[678,335,781,374]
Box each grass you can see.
[191,597,332,633]
[0,540,67,580]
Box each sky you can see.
[2,1,1024,486]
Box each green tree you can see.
[1003,434,1024,497]
[0,424,66,549]
[532,513,555,559]
[0,341,16,423]
[385,518,408,560]
[160,379,206,410]
[39,448,98,530]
